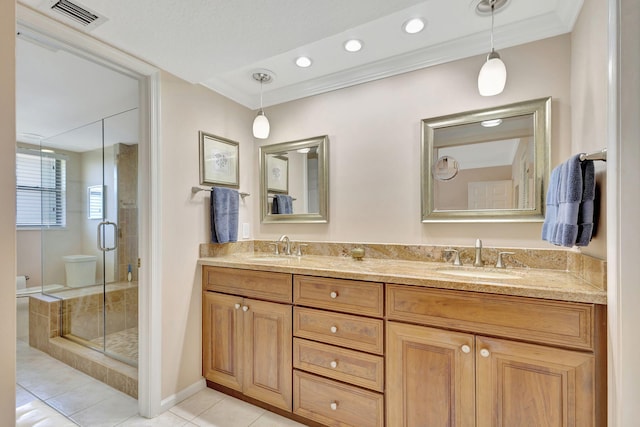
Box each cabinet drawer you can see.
[293,338,384,392]
[293,307,384,355]
[387,284,595,350]
[203,266,292,303]
[294,370,384,427]
[294,275,383,317]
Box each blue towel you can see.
[541,166,560,242]
[576,159,595,246]
[210,187,239,243]
[542,154,596,247]
[271,194,293,214]
[552,155,583,246]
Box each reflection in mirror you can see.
[422,97,550,222]
[260,135,329,223]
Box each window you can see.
[16,148,67,228]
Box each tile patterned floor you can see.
[16,339,308,426]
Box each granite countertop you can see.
[199,252,607,305]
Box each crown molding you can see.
[204,8,579,110]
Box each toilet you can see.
[63,255,97,288]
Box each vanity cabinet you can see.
[201,264,606,427]
[292,275,385,427]
[386,284,606,427]
[202,266,293,411]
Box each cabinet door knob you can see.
[234,303,241,310]
[330,401,338,411]
[330,325,338,334]
[480,348,490,358]
[330,360,338,369]
[330,291,338,299]
[461,344,471,354]
[242,305,249,312]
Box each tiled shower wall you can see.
[116,143,138,283]
[62,285,138,340]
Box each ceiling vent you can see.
[50,0,107,29]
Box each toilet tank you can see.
[63,255,97,288]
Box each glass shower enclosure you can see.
[40,108,139,367]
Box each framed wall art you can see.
[199,131,239,188]
[267,154,288,193]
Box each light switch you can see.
[242,223,250,239]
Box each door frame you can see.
[17,5,163,417]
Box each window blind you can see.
[16,148,67,228]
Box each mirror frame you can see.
[260,135,329,223]
[421,97,551,222]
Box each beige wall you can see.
[257,35,573,249]
[0,1,16,425]
[571,0,608,260]
[159,71,255,397]
[435,166,512,210]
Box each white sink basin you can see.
[436,267,522,280]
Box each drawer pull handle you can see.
[242,305,249,312]
[330,326,338,334]
[234,303,241,310]
[330,401,338,411]
[330,360,338,369]
[480,348,490,358]
[330,291,338,299]
[461,345,471,354]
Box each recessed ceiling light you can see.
[295,56,312,68]
[481,119,503,127]
[403,18,425,34]
[343,39,363,53]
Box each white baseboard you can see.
[159,378,207,413]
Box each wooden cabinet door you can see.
[243,298,293,411]
[202,292,243,391]
[476,336,595,427]
[386,322,475,427]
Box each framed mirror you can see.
[260,135,329,223]
[421,97,550,222]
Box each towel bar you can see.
[268,194,297,201]
[191,186,250,199]
[579,148,607,162]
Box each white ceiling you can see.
[16,0,583,148]
[16,34,139,147]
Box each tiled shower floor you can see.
[88,327,138,363]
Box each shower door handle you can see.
[97,221,118,252]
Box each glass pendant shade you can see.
[478,51,507,96]
[253,110,270,139]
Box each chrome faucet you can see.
[445,248,462,266]
[495,251,515,268]
[278,234,292,255]
[473,239,484,267]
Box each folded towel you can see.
[541,165,560,242]
[271,194,293,214]
[542,154,597,247]
[576,159,595,246]
[552,154,583,246]
[210,187,239,244]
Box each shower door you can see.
[42,108,139,366]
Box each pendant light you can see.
[252,72,272,139]
[477,0,507,96]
